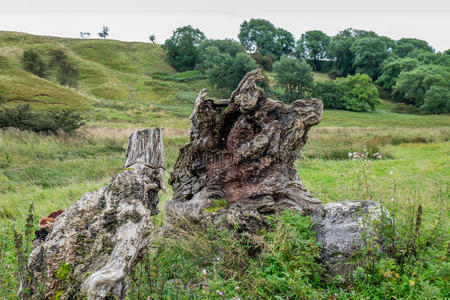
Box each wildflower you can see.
[216,257,220,261]
[409,280,415,286]
[216,290,223,296]
[395,273,399,278]
[235,286,240,292]
[391,198,395,202]
[202,269,207,276]
[389,170,394,175]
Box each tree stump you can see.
[165,69,323,232]
[19,128,165,299]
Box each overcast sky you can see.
[1,0,449,51]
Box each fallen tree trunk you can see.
[19,128,165,299]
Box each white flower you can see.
[389,170,394,175]
[391,197,395,202]
[202,269,207,276]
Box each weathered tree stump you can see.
[19,128,165,299]
[165,69,323,232]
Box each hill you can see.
[0,31,182,109]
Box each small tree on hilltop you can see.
[149,35,155,43]
[273,55,314,102]
[80,32,90,39]
[98,26,109,39]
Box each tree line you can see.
[163,19,449,114]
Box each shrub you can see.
[327,69,342,79]
[0,104,85,134]
[313,81,342,109]
[314,74,379,112]
[21,49,46,77]
[49,50,79,87]
[391,103,422,114]
[392,64,449,107]
[420,86,450,114]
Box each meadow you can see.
[0,32,448,298]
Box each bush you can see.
[392,64,449,107]
[0,104,85,134]
[251,53,277,71]
[391,103,422,114]
[314,74,379,112]
[313,81,342,109]
[49,50,79,87]
[420,86,450,114]
[21,49,46,77]
[327,69,342,79]
[56,61,79,87]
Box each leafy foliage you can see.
[21,49,46,78]
[0,104,85,134]
[295,30,331,71]
[393,38,434,58]
[327,28,358,76]
[196,39,245,72]
[202,47,258,94]
[392,64,450,107]
[421,86,450,114]
[273,55,314,102]
[164,25,206,71]
[376,57,419,92]
[48,50,79,87]
[314,73,379,111]
[238,19,294,57]
[351,37,389,80]
[251,53,277,71]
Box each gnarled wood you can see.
[20,128,165,299]
[165,69,323,232]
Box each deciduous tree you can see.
[164,25,205,71]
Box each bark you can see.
[165,69,323,232]
[19,128,165,300]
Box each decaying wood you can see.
[165,69,323,232]
[19,128,165,299]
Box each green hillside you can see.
[0,31,180,109]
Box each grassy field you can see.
[0,32,449,298]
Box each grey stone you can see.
[311,201,383,276]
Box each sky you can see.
[1,0,449,51]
